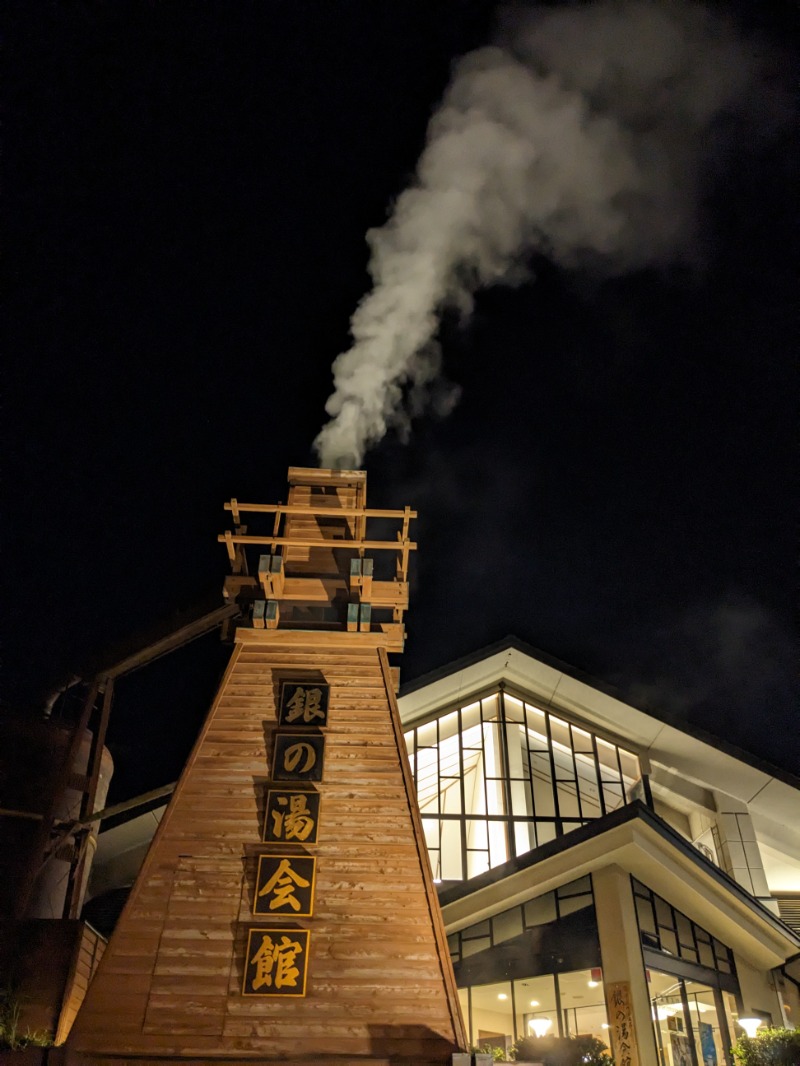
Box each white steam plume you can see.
[314,0,765,469]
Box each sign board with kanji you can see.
[254,854,316,917]
[279,682,330,726]
[242,928,311,997]
[263,789,320,844]
[272,732,325,782]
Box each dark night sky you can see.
[5,2,798,803]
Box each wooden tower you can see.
[66,467,466,1066]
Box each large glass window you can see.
[633,879,740,1066]
[451,877,609,1054]
[404,691,641,881]
[632,879,735,974]
[448,876,594,963]
[462,970,610,1055]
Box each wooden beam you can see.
[66,678,115,918]
[224,501,417,520]
[75,781,176,829]
[234,626,405,651]
[219,532,417,551]
[223,529,236,563]
[101,603,240,680]
[224,575,408,609]
[0,807,44,821]
[287,466,366,487]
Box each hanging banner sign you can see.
[606,981,640,1066]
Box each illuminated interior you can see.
[649,970,740,1066]
[461,970,610,1057]
[404,691,641,880]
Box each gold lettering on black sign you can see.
[279,682,329,726]
[272,732,325,782]
[242,928,310,997]
[254,854,316,917]
[264,790,320,844]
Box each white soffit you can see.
[440,818,799,970]
[759,840,800,893]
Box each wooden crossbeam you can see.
[219,532,416,552]
[224,501,417,520]
[287,465,366,486]
[228,576,408,611]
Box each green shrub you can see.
[731,1027,800,1065]
[471,1044,513,1061]
[0,982,53,1050]
[513,1034,613,1066]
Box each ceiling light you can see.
[602,1024,610,1030]
[588,980,601,988]
[654,1007,678,1021]
[498,993,508,1001]
[530,1000,540,1007]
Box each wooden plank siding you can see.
[56,924,107,1044]
[65,632,465,1065]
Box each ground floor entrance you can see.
[648,969,740,1066]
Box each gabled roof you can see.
[398,637,800,866]
[399,635,800,791]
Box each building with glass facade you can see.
[86,637,800,1066]
[396,639,800,1064]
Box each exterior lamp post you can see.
[738,1018,764,1039]
[528,1017,553,1038]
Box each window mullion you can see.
[498,687,515,858]
[591,734,607,816]
[544,709,562,835]
[567,724,584,822]
[459,706,467,882]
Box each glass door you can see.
[684,982,731,1066]
[649,970,733,1066]
[650,972,694,1066]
